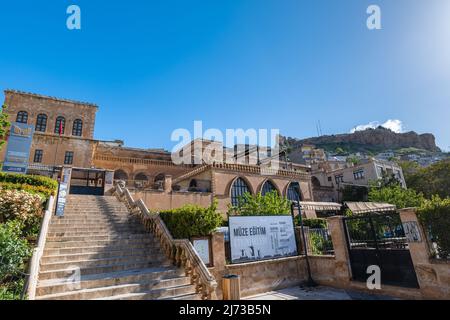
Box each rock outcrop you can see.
[281,127,440,153]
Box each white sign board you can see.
[229,216,298,263]
[192,239,211,266]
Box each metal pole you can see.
[293,201,316,287]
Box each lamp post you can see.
[291,200,316,287]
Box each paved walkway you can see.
[244,286,396,300]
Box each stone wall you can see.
[1,90,98,167]
[209,211,450,300]
[4,90,97,139]
[131,190,214,212]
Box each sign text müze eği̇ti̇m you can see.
[229,215,298,264]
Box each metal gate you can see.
[344,212,419,288]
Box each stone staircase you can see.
[35,195,201,300]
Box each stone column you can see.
[163,175,172,193]
[210,232,227,299]
[327,216,352,286]
[398,208,438,298]
[399,208,431,266]
[211,232,226,270]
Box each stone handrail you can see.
[94,154,195,168]
[112,183,218,300]
[24,195,56,300]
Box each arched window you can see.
[311,177,321,188]
[135,172,148,182]
[230,177,251,207]
[72,119,83,136]
[35,114,47,132]
[287,182,302,202]
[54,116,65,134]
[189,179,198,188]
[261,180,278,196]
[16,111,28,124]
[154,173,165,182]
[188,179,198,192]
[114,170,128,181]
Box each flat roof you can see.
[5,89,98,108]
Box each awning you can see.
[344,202,396,214]
[299,201,342,211]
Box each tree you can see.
[0,105,10,151]
[228,191,291,216]
[400,159,450,199]
[368,184,425,209]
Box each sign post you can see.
[2,122,34,174]
[55,167,72,217]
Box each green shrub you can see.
[0,172,58,191]
[0,182,55,198]
[228,191,291,216]
[418,196,450,259]
[368,184,425,209]
[297,218,327,228]
[0,278,25,300]
[160,201,223,239]
[0,189,44,225]
[0,220,32,280]
[309,232,333,255]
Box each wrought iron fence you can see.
[303,227,334,255]
[0,259,29,300]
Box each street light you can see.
[291,200,316,287]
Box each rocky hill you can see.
[281,127,441,154]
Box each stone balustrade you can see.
[112,183,218,300]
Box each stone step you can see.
[163,293,203,300]
[36,267,186,296]
[38,261,173,280]
[40,255,167,272]
[92,284,197,300]
[64,209,129,214]
[50,217,137,223]
[41,249,163,264]
[44,238,158,248]
[58,214,130,218]
[37,282,196,300]
[44,244,158,256]
[47,230,146,237]
[46,233,151,242]
[47,227,146,234]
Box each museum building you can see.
[0,90,314,214]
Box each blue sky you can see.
[1,0,449,151]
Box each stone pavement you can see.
[244,285,397,300]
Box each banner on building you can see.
[229,215,298,264]
[2,122,34,174]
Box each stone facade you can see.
[1,90,314,213]
[0,90,98,168]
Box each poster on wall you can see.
[2,122,34,174]
[192,237,212,267]
[229,215,298,264]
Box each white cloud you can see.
[350,119,404,134]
